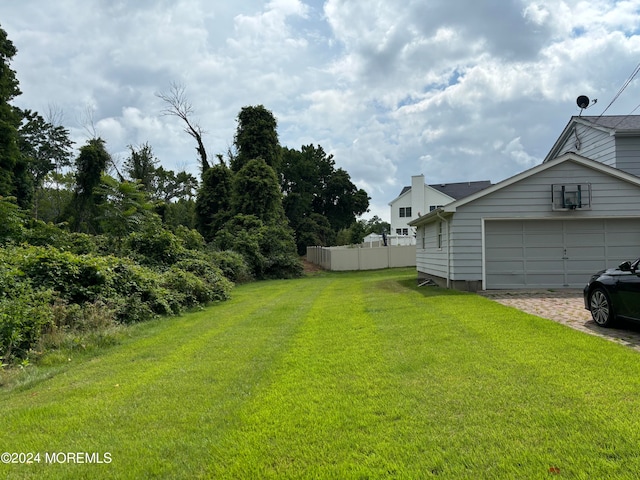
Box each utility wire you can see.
[597,61,640,121]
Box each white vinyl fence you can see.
[306,244,416,271]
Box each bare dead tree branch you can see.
[79,104,99,140]
[156,82,210,172]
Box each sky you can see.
[2,0,640,222]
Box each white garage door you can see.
[485,219,640,289]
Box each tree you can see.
[232,158,285,224]
[18,109,74,217]
[232,105,281,173]
[0,25,23,200]
[280,144,370,251]
[320,168,370,231]
[364,215,390,235]
[124,142,158,194]
[195,163,233,241]
[63,138,111,233]
[156,83,209,172]
[154,167,198,203]
[95,175,155,239]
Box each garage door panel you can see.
[485,248,524,261]
[570,248,606,259]
[525,233,563,246]
[526,260,563,271]
[526,273,565,285]
[485,219,640,289]
[567,233,605,247]
[526,247,564,259]
[485,233,523,245]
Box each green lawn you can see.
[2,268,640,479]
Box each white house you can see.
[388,174,491,238]
[408,116,640,291]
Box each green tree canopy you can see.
[124,142,158,194]
[232,105,281,173]
[195,163,233,241]
[18,109,74,216]
[280,144,370,251]
[232,157,286,224]
[0,25,24,200]
[63,138,111,233]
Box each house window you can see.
[437,221,443,249]
[402,228,408,235]
[396,228,402,235]
[399,207,412,217]
[429,205,443,212]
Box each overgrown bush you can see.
[214,214,302,280]
[208,249,253,283]
[124,220,185,267]
[161,257,232,309]
[0,196,25,245]
[0,283,53,363]
[19,246,109,304]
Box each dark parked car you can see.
[584,258,640,327]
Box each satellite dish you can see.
[577,95,590,109]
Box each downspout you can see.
[436,211,451,289]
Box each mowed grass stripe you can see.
[365,279,640,477]
[205,271,396,478]
[1,276,327,479]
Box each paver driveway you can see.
[481,289,640,352]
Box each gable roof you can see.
[392,180,491,203]
[430,181,492,199]
[409,152,640,227]
[544,115,640,163]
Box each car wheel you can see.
[589,287,615,327]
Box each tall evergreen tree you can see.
[232,105,281,173]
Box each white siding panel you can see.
[556,124,616,164]
[615,137,640,176]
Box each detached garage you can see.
[409,153,640,291]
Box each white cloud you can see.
[3,0,640,223]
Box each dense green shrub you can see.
[208,249,253,283]
[22,221,100,254]
[102,259,176,322]
[215,215,302,280]
[0,283,53,363]
[20,246,108,304]
[173,225,205,251]
[125,220,185,267]
[161,268,215,308]
[0,196,26,244]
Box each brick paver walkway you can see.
[480,289,640,352]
